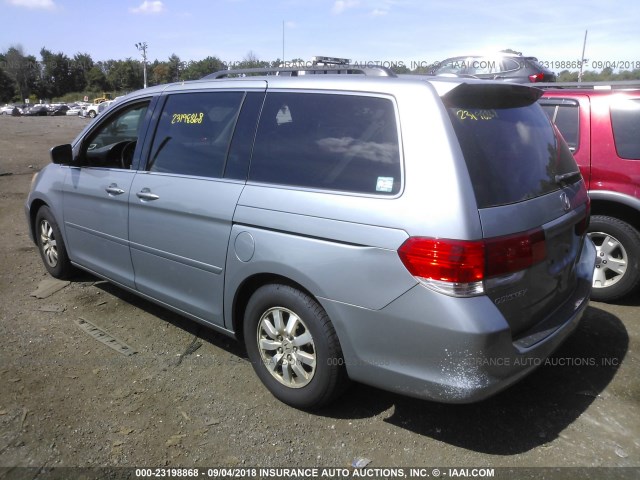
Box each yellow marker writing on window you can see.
[456,109,497,121]
[171,112,204,124]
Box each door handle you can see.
[105,184,125,195]
[136,188,159,201]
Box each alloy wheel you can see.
[256,307,316,388]
[39,219,58,268]
[589,231,628,288]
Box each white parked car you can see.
[86,101,113,118]
[0,105,15,115]
[66,105,87,116]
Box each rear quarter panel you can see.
[223,79,483,329]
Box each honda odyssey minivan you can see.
[26,66,596,409]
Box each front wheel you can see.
[88,110,96,118]
[243,284,349,409]
[35,206,73,279]
[587,215,640,302]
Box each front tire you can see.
[243,284,349,409]
[588,215,640,302]
[35,206,73,279]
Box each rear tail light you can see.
[485,228,546,277]
[398,228,546,297]
[528,72,545,82]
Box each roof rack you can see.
[203,65,397,79]
[311,56,351,65]
[534,80,640,90]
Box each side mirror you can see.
[50,144,73,165]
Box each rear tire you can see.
[35,206,73,279]
[587,215,640,302]
[243,284,349,409]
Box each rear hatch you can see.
[445,83,590,342]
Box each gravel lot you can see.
[0,116,638,477]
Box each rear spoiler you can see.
[443,83,542,109]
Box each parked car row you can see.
[1,102,92,117]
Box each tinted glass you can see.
[501,58,520,72]
[611,98,640,160]
[470,58,500,75]
[148,91,244,177]
[225,91,265,180]
[250,93,401,194]
[541,104,580,151]
[448,104,578,208]
[530,59,548,72]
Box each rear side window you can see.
[469,58,500,75]
[148,91,244,178]
[611,98,640,160]
[249,92,401,195]
[448,103,578,208]
[540,102,580,151]
[501,58,521,72]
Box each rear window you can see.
[448,103,578,208]
[529,59,547,71]
[610,98,640,160]
[249,92,401,194]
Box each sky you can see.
[1,0,639,72]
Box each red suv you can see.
[539,83,640,302]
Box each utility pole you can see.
[135,42,148,88]
[578,30,587,83]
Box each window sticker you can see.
[376,177,394,192]
[455,109,497,121]
[171,112,204,124]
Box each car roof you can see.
[119,73,529,105]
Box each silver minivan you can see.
[25,67,596,409]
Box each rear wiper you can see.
[555,171,581,185]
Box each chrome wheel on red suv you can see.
[588,215,640,302]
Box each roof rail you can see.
[203,65,397,79]
[534,80,640,90]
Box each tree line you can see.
[0,46,234,103]
[1,46,639,104]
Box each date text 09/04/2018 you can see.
[134,467,497,478]
[536,60,640,70]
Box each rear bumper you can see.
[320,237,596,403]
